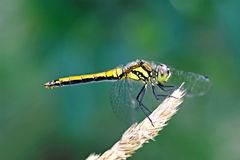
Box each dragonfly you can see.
[44,59,211,125]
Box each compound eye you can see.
[159,68,164,76]
[167,69,170,74]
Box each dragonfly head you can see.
[156,64,171,84]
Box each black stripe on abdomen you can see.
[60,76,117,86]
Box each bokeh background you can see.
[1,0,240,160]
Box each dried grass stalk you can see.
[86,84,185,160]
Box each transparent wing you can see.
[168,67,211,97]
[110,79,150,125]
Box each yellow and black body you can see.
[44,68,123,88]
[44,60,171,89]
[44,59,173,126]
[44,59,211,126]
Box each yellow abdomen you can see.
[44,68,123,88]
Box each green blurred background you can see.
[1,0,240,160]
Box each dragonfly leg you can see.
[152,85,172,100]
[136,84,154,126]
[157,83,176,92]
[136,84,152,114]
[138,103,154,126]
